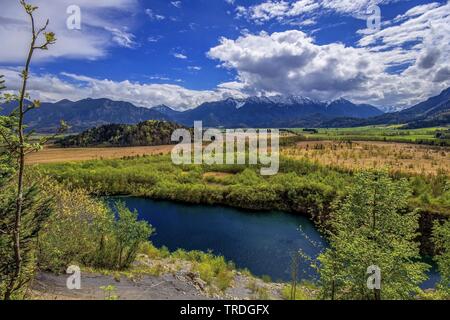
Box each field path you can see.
[26,145,174,164]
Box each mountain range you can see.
[155,96,383,128]
[1,88,449,132]
[0,95,383,132]
[0,98,170,133]
[329,87,450,128]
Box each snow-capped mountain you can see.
[163,95,384,128]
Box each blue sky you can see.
[0,0,449,110]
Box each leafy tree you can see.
[37,181,153,272]
[0,75,15,183]
[112,202,153,269]
[37,184,114,272]
[0,1,59,300]
[317,171,429,300]
[432,219,450,296]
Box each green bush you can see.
[38,182,153,272]
[171,249,235,291]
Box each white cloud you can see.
[0,67,90,103]
[173,53,188,59]
[145,9,165,21]
[0,68,245,111]
[188,66,202,71]
[2,0,448,111]
[208,2,450,110]
[208,30,379,100]
[104,27,137,48]
[148,35,163,42]
[237,0,407,22]
[361,2,450,106]
[171,1,182,9]
[0,0,138,63]
[212,1,449,109]
[393,2,441,22]
[237,0,319,23]
[320,0,393,18]
[147,75,171,81]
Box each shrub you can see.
[433,219,450,297]
[38,181,153,272]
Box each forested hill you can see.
[57,120,187,147]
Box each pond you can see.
[111,197,440,288]
[111,197,325,283]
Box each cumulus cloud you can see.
[418,48,441,69]
[2,0,449,111]
[434,67,450,83]
[0,0,138,63]
[0,68,245,111]
[356,1,450,105]
[237,0,319,23]
[208,1,450,110]
[208,30,380,101]
[0,67,90,102]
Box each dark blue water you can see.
[112,197,440,287]
[112,197,325,282]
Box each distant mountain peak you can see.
[152,104,181,116]
[326,97,351,106]
[268,95,318,105]
[153,104,173,111]
[56,99,73,104]
[223,95,321,108]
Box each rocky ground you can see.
[29,254,288,300]
[30,271,209,300]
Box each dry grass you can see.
[203,172,234,179]
[283,140,450,175]
[26,144,174,164]
[27,141,450,176]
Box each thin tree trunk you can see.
[4,16,36,300]
[331,280,335,300]
[374,288,381,300]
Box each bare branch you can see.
[35,19,49,38]
[0,75,5,90]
